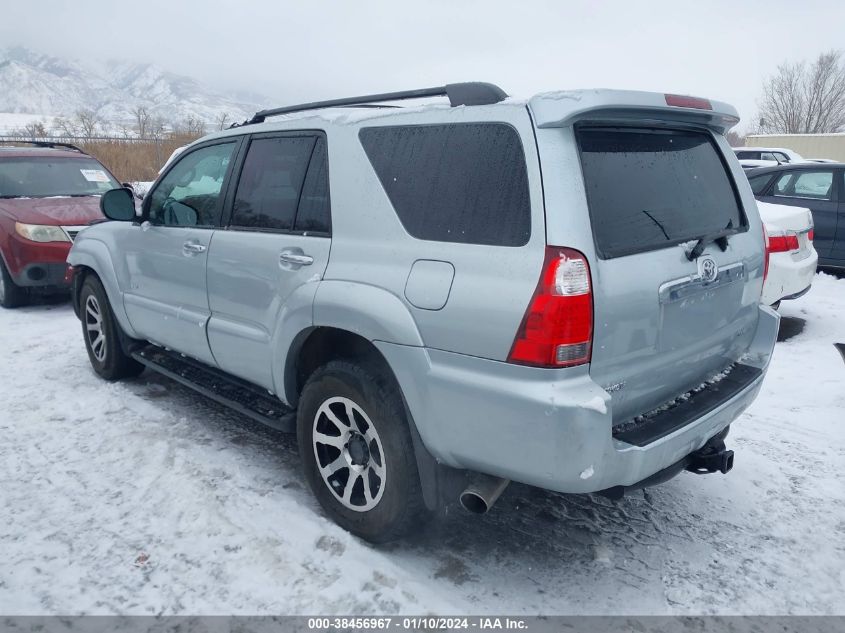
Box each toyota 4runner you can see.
[68,83,779,542]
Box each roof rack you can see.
[245,82,507,125]
[0,140,85,153]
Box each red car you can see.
[0,142,120,308]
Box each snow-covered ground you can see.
[0,273,843,615]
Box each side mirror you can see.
[100,188,137,221]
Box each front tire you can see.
[0,257,28,309]
[79,275,144,380]
[297,359,430,543]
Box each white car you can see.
[734,147,804,171]
[758,201,817,307]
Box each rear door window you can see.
[359,123,531,247]
[773,170,834,200]
[231,136,316,231]
[577,127,745,259]
[294,137,331,234]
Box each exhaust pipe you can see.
[459,474,510,514]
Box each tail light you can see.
[763,225,770,282]
[808,229,814,241]
[767,227,800,253]
[665,94,713,110]
[508,247,593,368]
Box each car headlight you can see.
[14,222,71,243]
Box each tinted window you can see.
[295,137,331,233]
[0,157,119,198]
[231,136,315,230]
[748,173,773,195]
[359,123,530,246]
[773,171,833,200]
[736,151,759,160]
[148,142,235,227]
[578,128,745,259]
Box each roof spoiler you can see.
[529,90,740,134]
[238,82,508,126]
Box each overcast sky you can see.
[2,0,844,132]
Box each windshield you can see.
[577,127,746,259]
[0,157,120,198]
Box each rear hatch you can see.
[530,92,765,426]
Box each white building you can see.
[745,133,845,162]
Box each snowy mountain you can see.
[0,46,265,128]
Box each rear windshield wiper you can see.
[687,221,735,261]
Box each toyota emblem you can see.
[700,257,718,283]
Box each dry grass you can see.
[78,134,200,182]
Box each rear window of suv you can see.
[577,127,745,259]
[359,123,531,247]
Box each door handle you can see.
[182,240,207,255]
[279,251,314,267]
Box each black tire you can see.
[79,275,144,381]
[297,359,430,543]
[0,257,28,309]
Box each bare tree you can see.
[53,116,78,137]
[12,120,50,139]
[725,130,746,147]
[216,112,230,130]
[147,116,168,141]
[176,116,207,136]
[132,105,151,138]
[74,109,103,138]
[758,50,845,133]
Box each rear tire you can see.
[297,359,430,543]
[0,257,28,309]
[79,275,144,381]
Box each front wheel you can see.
[297,359,430,543]
[0,257,28,309]
[79,275,144,380]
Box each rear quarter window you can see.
[577,127,746,259]
[359,123,531,247]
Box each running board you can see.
[131,346,296,432]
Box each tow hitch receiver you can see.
[686,438,734,475]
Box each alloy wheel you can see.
[312,396,386,512]
[84,295,107,362]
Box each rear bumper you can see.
[761,248,818,305]
[377,305,779,494]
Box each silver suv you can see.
[69,83,779,542]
